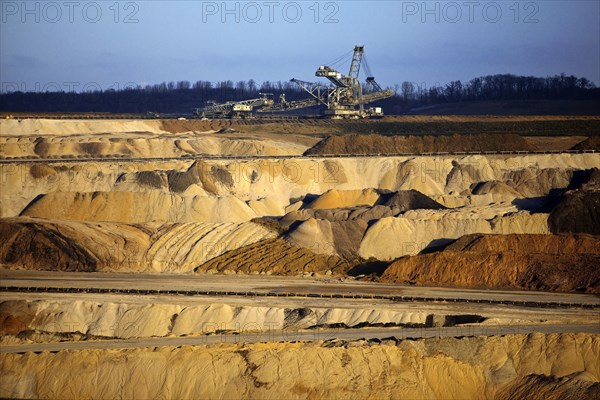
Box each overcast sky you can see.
[1,1,599,92]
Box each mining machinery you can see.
[259,45,394,118]
[196,46,393,119]
[194,93,274,119]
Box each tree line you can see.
[1,73,598,114]
[396,74,597,103]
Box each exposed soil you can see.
[2,333,598,399]
[304,133,538,155]
[160,119,233,133]
[571,135,600,150]
[379,234,600,293]
[196,238,351,275]
[549,168,600,235]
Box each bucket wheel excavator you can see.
[259,45,394,118]
[195,46,393,119]
[194,93,274,119]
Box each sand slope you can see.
[21,191,263,223]
[358,208,549,260]
[197,238,351,275]
[0,119,168,136]
[305,188,380,209]
[4,154,599,219]
[0,298,432,340]
[0,119,311,158]
[0,218,275,272]
[1,333,598,399]
[1,135,309,158]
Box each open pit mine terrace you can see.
[0,117,599,399]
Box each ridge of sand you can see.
[0,218,275,273]
[0,119,168,136]
[0,298,432,340]
[196,238,350,275]
[305,188,380,210]
[358,209,550,260]
[20,191,266,223]
[1,135,309,158]
[4,154,599,219]
[1,333,598,399]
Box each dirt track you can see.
[3,270,599,307]
[2,324,598,354]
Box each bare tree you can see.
[401,81,414,101]
[247,79,257,94]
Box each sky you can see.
[1,0,599,92]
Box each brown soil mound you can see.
[0,219,102,272]
[281,206,393,226]
[0,218,273,273]
[471,181,523,197]
[159,119,232,133]
[380,234,600,293]
[570,135,600,150]
[304,133,538,155]
[280,190,445,229]
[304,188,380,210]
[279,191,445,260]
[498,374,600,400]
[0,307,31,335]
[504,168,574,197]
[196,238,351,275]
[549,168,600,234]
[549,191,600,234]
[382,189,447,210]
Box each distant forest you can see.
[1,73,598,115]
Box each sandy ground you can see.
[2,270,599,306]
[2,333,599,399]
[2,324,598,353]
[1,117,598,159]
[1,118,599,399]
